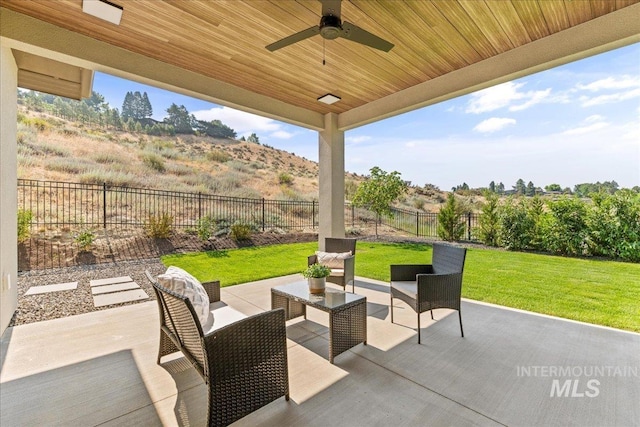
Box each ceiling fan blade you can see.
[320,0,342,19]
[266,26,320,51]
[340,21,394,52]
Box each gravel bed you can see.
[12,258,166,327]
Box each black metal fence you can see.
[17,179,479,241]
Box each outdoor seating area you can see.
[2,274,638,426]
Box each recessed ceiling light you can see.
[82,0,123,25]
[317,93,341,105]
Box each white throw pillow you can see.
[157,266,211,327]
[315,251,352,269]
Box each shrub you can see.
[412,197,425,211]
[587,190,640,261]
[45,158,90,174]
[145,213,173,238]
[437,193,465,241]
[543,197,588,256]
[142,152,166,172]
[227,160,252,173]
[278,172,294,186]
[93,153,121,164]
[17,209,33,242]
[498,197,537,250]
[229,222,254,241]
[74,228,96,251]
[25,117,51,132]
[206,149,231,163]
[196,215,216,241]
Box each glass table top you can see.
[272,281,365,310]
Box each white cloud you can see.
[270,130,294,139]
[579,88,640,107]
[574,75,640,107]
[346,135,372,144]
[509,88,552,111]
[576,75,640,92]
[561,115,610,135]
[191,106,282,135]
[473,117,516,133]
[466,82,552,114]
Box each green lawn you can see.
[162,242,640,332]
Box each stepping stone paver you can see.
[25,282,78,296]
[90,276,133,287]
[91,281,140,295]
[93,289,149,307]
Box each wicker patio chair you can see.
[389,243,467,344]
[308,237,357,292]
[145,271,289,427]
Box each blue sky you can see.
[94,43,640,191]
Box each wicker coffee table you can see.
[271,281,367,363]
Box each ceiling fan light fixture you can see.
[82,0,123,25]
[317,93,341,104]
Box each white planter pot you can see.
[308,277,326,294]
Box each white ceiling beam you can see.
[338,3,640,131]
[0,8,325,131]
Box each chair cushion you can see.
[157,266,211,327]
[316,251,352,269]
[201,301,248,334]
[330,268,344,277]
[390,281,418,299]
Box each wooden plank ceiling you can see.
[2,0,638,115]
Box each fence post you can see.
[351,204,355,227]
[416,211,419,237]
[312,200,316,229]
[467,212,472,240]
[198,192,202,222]
[103,182,107,229]
[262,198,266,231]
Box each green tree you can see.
[489,181,496,193]
[438,193,465,241]
[121,91,134,121]
[352,166,407,238]
[122,91,152,121]
[526,181,536,196]
[141,92,153,119]
[164,103,195,134]
[545,183,562,192]
[477,192,500,246]
[247,133,260,144]
[514,179,526,195]
[196,119,237,138]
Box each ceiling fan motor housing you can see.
[320,15,342,39]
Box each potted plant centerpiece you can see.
[302,263,331,294]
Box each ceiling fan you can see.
[266,0,394,52]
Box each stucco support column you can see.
[318,112,345,249]
[0,44,18,335]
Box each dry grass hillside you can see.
[18,108,339,200]
[16,107,458,212]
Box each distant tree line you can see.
[451,178,637,198]
[17,89,241,140]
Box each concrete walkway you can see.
[1,275,638,426]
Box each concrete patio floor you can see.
[1,274,638,426]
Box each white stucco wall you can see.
[0,44,18,335]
